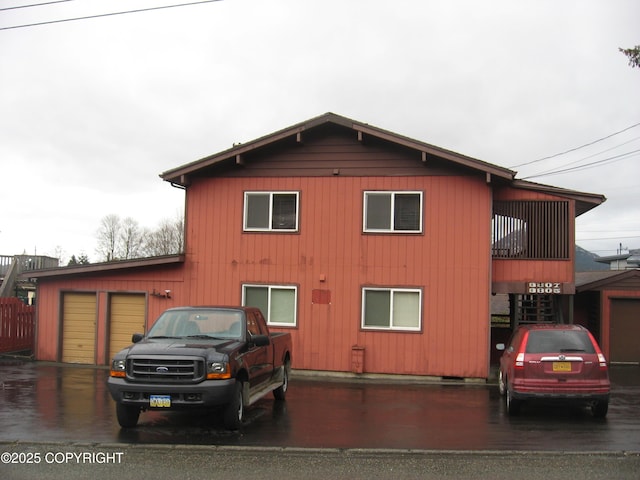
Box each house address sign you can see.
[527,282,563,294]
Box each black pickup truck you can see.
[107,306,292,430]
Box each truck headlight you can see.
[110,359,126,378]
[207,362,231,379]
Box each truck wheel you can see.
[223,381,244,430]
[273,366,288,401]
[116,403,140,428]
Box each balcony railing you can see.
[492,201,570,260]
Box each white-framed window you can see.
[361,287,422,331]
[244,192,299,232]
[242,284,297,327]
[363,191,423,233]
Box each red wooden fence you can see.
[0,298,35,354]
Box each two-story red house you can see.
[27,113,606,380]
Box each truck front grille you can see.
[127,356,205,383]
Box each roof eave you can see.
[19,254,185,280]
[510,179,606,216]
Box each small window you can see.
[242,284,297,327]
[361,287,422,331]
[244,192,299,232]
[363,191,422,233]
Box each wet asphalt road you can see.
[0,359,639,452]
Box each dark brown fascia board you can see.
[510,179,606,216]
[160,112,516,185]
[349,122,515,181]
[19,254,185,280]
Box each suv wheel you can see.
[505,382,521,416]
[592,400,608,418]
[498,370,506,396]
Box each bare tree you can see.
[143,215,185,256]
[119,217,146,260]
[96,213,184,262]
[96,214,121,261]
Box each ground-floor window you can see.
[242,284,297,327]
[361,287,422,331]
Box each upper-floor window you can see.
[361,287,422,331]
[492,200,570,259]
[363,191,423,233]
[244,192,299,232]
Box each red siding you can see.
[183,174,492,378]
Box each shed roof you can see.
[575,269,640,291]
[18,254,184,280]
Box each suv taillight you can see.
[514,331,529,369]
[588,331,608,370]
[597,353,608,369]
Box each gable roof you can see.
[160,112,605,216]
[161,112,516,186]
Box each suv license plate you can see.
[552,362,572,372]
[150,395,171,407]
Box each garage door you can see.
[108,293,146,362]
[62,292,97,364]
[610,298,640,364]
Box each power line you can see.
[509,121,640,168]
[0,0,76,12]
[577,235,640,241]
[521,148,640,180]
[0,0,223,31]
[519,135,640,179]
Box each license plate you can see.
[150,395,171,407]
[552,362,572,372]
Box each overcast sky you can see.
[1,0,639,263]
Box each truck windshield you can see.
[148,309,244,340]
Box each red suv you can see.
[497,324,610,417]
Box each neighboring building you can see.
[595,249,640,270]
[25,113,607,380]
[574,269,640,364]
[0,254,59,303]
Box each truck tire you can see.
[223,381,244,430]
[116,403,140,428]
[273,365,288,401]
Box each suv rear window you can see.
[525,330,596,354]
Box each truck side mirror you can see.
[132,333,145,343]
[251,334,270,347]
